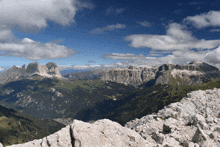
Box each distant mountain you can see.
[0,62,67,84]
[101,61,220,86]
[0,105,64,146]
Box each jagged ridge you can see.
[0,62,66,84]
[101,61,220,86]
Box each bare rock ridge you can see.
[101,61,220,86]
[5,88,220,147]
[0,62,65,83]
[6,119,147,147]
[125,88,220,146]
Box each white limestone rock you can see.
[125,88,220,146]
[70,119,147,147]
[6,119,147,147]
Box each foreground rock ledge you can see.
[6,119,147,147]
[125,88,220,147]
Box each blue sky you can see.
[1,0,220,72]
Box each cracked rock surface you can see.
[6,119,146,147]
[125,88,220,147]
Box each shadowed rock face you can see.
[0,62,65,84]
[26,62,42,74]
[46,62,61,75]
[101,61,220,86]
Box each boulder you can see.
[6,119,147,147]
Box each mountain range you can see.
[1,60,220,146]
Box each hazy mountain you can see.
[0,62,67,84]
[101,61,220,86]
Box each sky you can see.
[1,0,220,72]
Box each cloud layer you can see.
[0,38,77,60]
[102,53,156,60]
[90,23,126,34]
[0,0,92,60]
[105,7,125,16]
[0,0,92,32]
[184,11,220,29]
[125,23,220,50]
[137,21,151,27]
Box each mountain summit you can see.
[0,62,65,84]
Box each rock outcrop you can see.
[101,61,220,86]
[0,62,65,83]
[6,119,147,147]
[101,65,158,86]
[125,88,220,146]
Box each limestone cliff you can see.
[101,65,158,86]
[155,61,220,85]
[101,61,220,86]
[0,62,65,83]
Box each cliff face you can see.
[155,61,220,85]
[0,62,65,84]
[101,61,220,86]
[101,65,158,86]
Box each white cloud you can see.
[137,21,151,27]
[90,23,126,34]
[0,38,77,60]
[0,0,92,60]
[0,67,5,72]
[0,0,93,32]
[204,46,220,64]
[210,29,220,32]
[125,23,220,50]
[58,64,111,71]
[0,29,15,42]
[102,53,156,60]
[184,11,220,28]
[105,7,125,15]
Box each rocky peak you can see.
[158,64,175,71]
[22,64,25,69]
[45,62,61,75]
[128,65,139,70]
[26,62,42,74]
[0,62,65,84]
